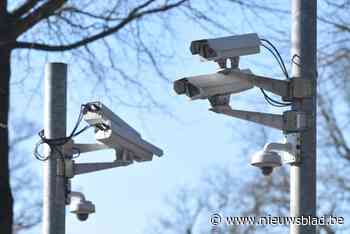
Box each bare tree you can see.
[8,118,41,234]
[149,163,347,233]
[151,186,205,234]
[0,1,198,233]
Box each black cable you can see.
[69,104,85,137]
[260,88,291,107]
[72,125,93,137]
[264,98,287,108]
[258,38,293,107]
[261,89,290,106]
[261,38,290,80]
[262,39,288,76]
[261,44,289,79]
[33,104,92,161]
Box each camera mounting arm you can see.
[263,133,301,164]
[63,140,133,178]
[218,69,313,100]
[245,73,289,98]
[210,105,308,133]
[67,191,86,204]
[264,142,292,152]
[211,105,283,130]
[68,160,132,176]
[63,140,109,155]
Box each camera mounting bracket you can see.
[63,140,133,178]
[282,133,301,164]
[215,69,313,100]
[210,105,308,133]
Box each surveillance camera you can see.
[83,101,140,137]
[173,69,253,100]
[250,150,282,176]
[69,192,95,222]
[83,102,163,162]
[190,33,260,61]
[250,137,300,175]
[76,213,89,222]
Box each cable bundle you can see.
[34,104,92,161]
[260,38,292,107]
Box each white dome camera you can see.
[250,150,282,176]
[69,192,95,221]
[250,134,300,176]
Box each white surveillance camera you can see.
[190,33,261,61]
[83,101,140,137]
[83,102,163,162]
[250,136,300,176]
[250,150,282,176]
[69,192,95,221]
[173,69,253,100]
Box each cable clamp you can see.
[57,158,66,176]
[282,111,308,133]
[283,79,313,101]
[65,159,75,178]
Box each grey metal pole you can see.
[290,1,317,234]
[43,63,67,234]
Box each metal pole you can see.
[43,63,67,234]
[290,1,317,234]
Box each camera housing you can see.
[173,69,253,100]
[69,192,95,221]
[83,101,140,137]
[83,102,163,162]
[250,150,282,176]
[250,136,299,176]
[190,33,260,61]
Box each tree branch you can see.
[14,0,187,51]
[0,0,7,14]
[318,16,350,33]
[11,0,41,18]
[228,0,290,14]
[14,0,66,37]
[318,95,350,160]
[57,6,122,21]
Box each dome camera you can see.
[250,150,282,176]
[77,213,89,222]
[69,192,95,222]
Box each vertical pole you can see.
[43,63,67,234]
[290,1,317,234]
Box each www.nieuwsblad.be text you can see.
[209,213,344,226]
